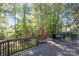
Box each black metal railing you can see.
[0,37,37,56]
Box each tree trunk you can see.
[13,4,17,38]
[22,4,28,38]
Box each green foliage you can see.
[0,3,79,40]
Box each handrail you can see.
[0,37,37,56]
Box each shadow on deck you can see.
[11,39,79,56]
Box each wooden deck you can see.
[11,38,79,56]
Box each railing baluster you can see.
[16,40,17,52]
[22,40,24,49]
[9,42,11,54]
[4,43,5,56]
[18,40,19,51]
[1,44,2,56]
[19,40,21,50]
[21,40,23,50]
[20,40,22,50]
[17,40,19,51]
[3,43,5,56]
[11,42,12,54]
[23,39,24,49]
[5,42,6,55]
[14,41,16,53]
[7,41,10,56]
[18,40,20,51]
[11,41,13,53]
[0,43,1,56]
[2,43,4,56]
[0,44,2,56]
[17,40,18,51]
[13,41,15,53]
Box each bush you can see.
[61,32,77,40]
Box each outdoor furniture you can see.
[52,33,62,42]
[52,33,57,42]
